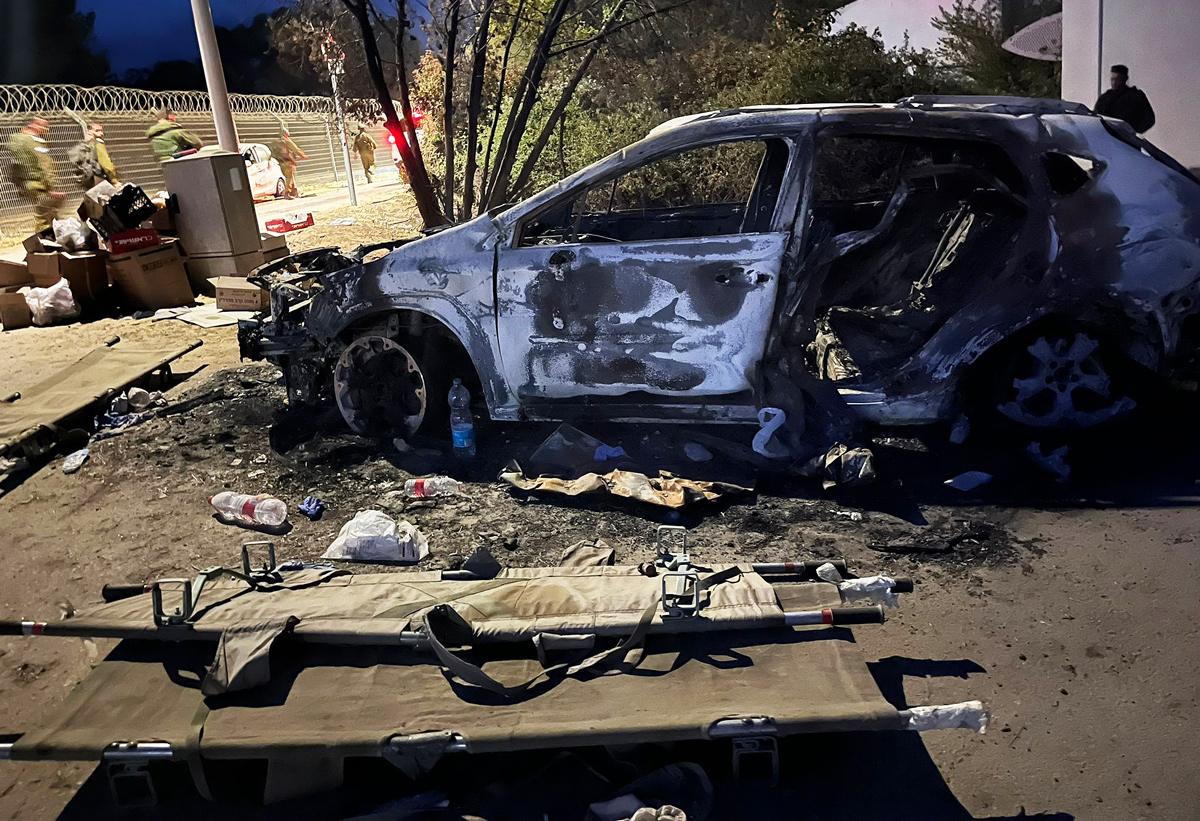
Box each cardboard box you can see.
[184,250,265,295]
[149,206,175,233]
[0,288,31,331]
[212,276,268,311]
[22,231,62,254]
[108,239,193,310]
[0,259,31,288]
[27,251,109,308]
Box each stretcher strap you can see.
[201,616,300,696]
[421,566,742,701]
[183,700,213,801]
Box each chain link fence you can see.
[0,85,397,242]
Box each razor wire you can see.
[0,85,401,241]
[0,84,336,116]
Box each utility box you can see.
[162,151,262,260]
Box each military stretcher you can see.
[0,531,987,805]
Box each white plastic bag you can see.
[24,278,80,326]
[52,217,93,252]
[321,510,429,563]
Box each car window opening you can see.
[519,138,789,247]
[804,133,1028,385]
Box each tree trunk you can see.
[509,0,630,198]
[482,0,571,210]
[342,0,445,227]
[461,0,492,220]
[480,0,527,213]
[441,0,461,220]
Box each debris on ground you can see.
[500,464,748,509]
[298,495,325,520]
[61,448,89,474]
[802,442,877,489]
[321,509,429,563]
[209,491,289,528]
[1026,441,1071,482]
[944,470,993,492]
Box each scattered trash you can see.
[448,377,476,458]
[246,469,265,479]
[230,457,243,467]
[174,303,256,328]
[328,217,356,226]
[752,406,790,459]
[403,476,463,499]
[1026,441,1071,482]
[321,509,428,563]
[209,491,289,527]
[901,700,989,734]
[815,562,899,607]
[594,443,627,461]
[124,387,159,412]
[264,212,314,233]
[949,414,971,445]
[683,442,713,462]
[62,448,89,474]
[833,509,863,521]
[803,442,876,489]
[500,463,748,509]
[298,495,325,520]
[944,470,993,492]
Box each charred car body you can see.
[240,96,1200,438]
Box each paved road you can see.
[255,179,406,227]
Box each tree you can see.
[933,0,1061,98]
[0,0,110,84]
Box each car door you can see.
[494,137,795,401]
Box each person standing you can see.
[5,116,63,232]
[1094,64,1156,134]
[88,121,120,184]
[273,126,308,199]
[352,124,377,184]
[145,108,203,163]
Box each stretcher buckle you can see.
[661,569,700,619]
[150,579,193,628]
[107,760,157,808]
[731,736,779,785]
[241,540,278,576]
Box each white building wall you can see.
[1063,0,1200,170]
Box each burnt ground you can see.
[0,339,1198,818]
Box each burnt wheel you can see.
[992,331,1136,429]
[333,336,430,437]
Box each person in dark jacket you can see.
[1094,64,1156,133]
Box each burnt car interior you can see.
[519,138,791,246]
[804,132,1029,383]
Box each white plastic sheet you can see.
[815,562,899,608]
[321,509,429,564]
[24,278,80,326]
[901,700,989,734]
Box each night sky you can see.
[78,0,292,73]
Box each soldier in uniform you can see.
[352,124,377,184]
[145,108,203,163]
[273,126,308,199]
[5,116,64,232]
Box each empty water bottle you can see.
[448,378,476,458]
[403,476,463,498]
[209,492,288,527]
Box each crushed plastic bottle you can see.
[403,476,463,499]
[209,492,288,527]
[448,377,476,458]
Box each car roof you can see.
[647,96,1095,139]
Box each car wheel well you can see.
[343,309,485,404]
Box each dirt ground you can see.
[0,194,1197,819]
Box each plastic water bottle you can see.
[209,492,288,527]
[448,378,476,458]
[403,476,463,498]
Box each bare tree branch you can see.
[480,0,527,206]
[441,0,462,220]
[549,0,694,56]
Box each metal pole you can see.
[328,66,358,206]
[324,118,339,182]
[190,0,239,152]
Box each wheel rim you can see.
[333,336,426,437]
[997,332,1135,428]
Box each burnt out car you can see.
[240,96,1200,438]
